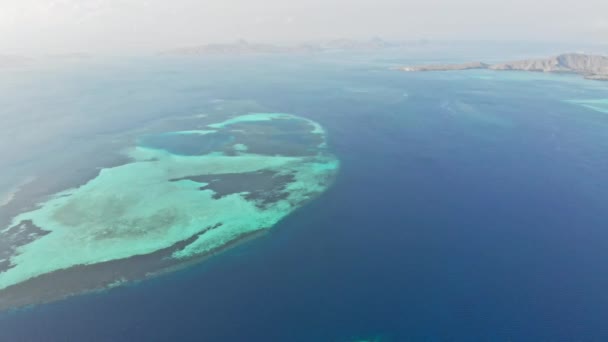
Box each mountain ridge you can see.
[160,38,429,56]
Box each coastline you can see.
[396,53,608,81]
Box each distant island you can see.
[398,53,608,81]
[162,38,429,56]
[0,55,30,68]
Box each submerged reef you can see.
[0,113,338,310]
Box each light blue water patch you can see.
[208,113,291,128]
[439,99,512,127]
[422,69,598,87]
[566,99,608,114]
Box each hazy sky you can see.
[1,0,607,54]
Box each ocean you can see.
[1,49,608,341]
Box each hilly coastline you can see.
[398,53,608,81]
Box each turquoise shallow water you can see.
[567,98,608,114]
[1,51,608,341]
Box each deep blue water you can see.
[2,53,608,341]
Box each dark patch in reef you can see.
[0,224,272,312]
[170,170,295,208]
[0,220,50,273]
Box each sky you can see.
[0,0,607,54]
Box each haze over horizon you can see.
[1,0,607,55]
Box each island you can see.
[0,54,30,68]
[161,38,428,56]
[397,53,608,81]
